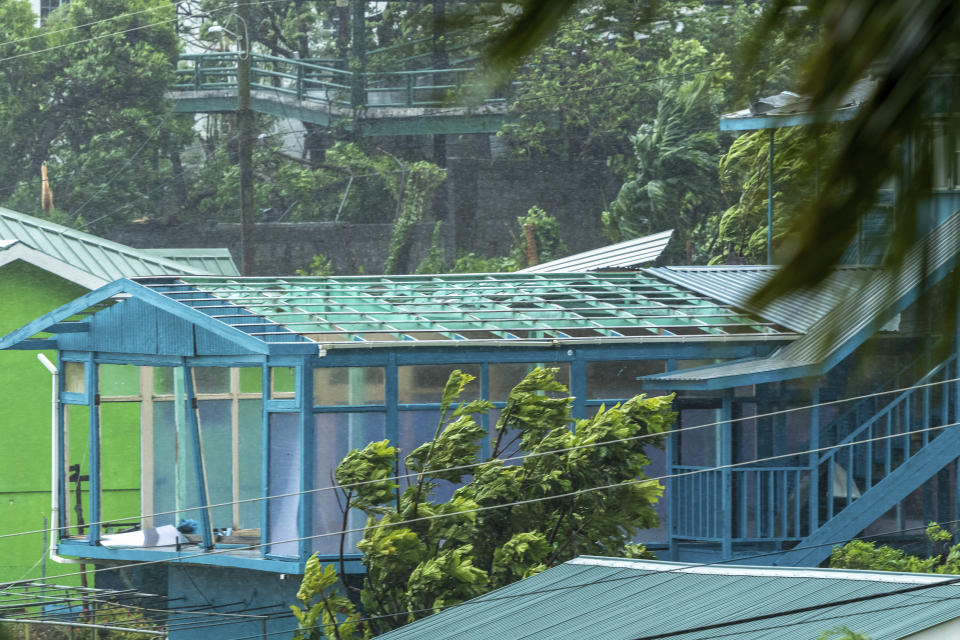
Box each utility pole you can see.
[237,0,255,275]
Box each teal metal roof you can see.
[127,272,793,346]
[140,248,240,276]
[644,265,880,334]
[517,230,674,273]
[642,208,960,390]
[375,557,960,640]
[0,207,223,283]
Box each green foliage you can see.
[414,221,447,274]
[298,367,675,637]
[512,206,568,267]
[296,255,335,277]
[829,523,960,574]
[291,554,364,640]
[450,253,519,274]
[601,40,728,262]
[700,127,836,264]
[383,162,447,274]
[817,628,871,640]
[447,206,566,273]
[0,0,189,228]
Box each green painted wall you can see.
[0,260,139,585]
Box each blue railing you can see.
[817,353,960,523]
[173,52,513,109]
[670,354,959,545]
[671,465,812,541]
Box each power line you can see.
[224,518,960,640]
[0,367,953,545]
[8,414,960,589]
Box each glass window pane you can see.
[153,367,176,396]
[586,360,665,400]
[271,367,296,399]
[239,367,262,394]
[398,365,480,404]
[312,412,386,555]
[64,361,85,394]
[64,404,90,537]
[313,367,385,406]
[193,367,230,395]
[152,399,204,529]
[268,413,300,556]
[237,399,263,532]
[98,364,140,398]
[198,400,233,528]
[100,402,140,533]
[490,363,569,401]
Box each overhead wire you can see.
[222,517,960,640]
[0,367,955,545]
[7,412,960,590]
[0,367,955,554]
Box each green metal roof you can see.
[140,248,240,276]
[133,272,793,346]
[0,207,232,283]
[375,557,960,640]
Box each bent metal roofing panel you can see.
[374,557,960,640]
[516,229,674,273]
[127,272,794,346]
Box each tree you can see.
[0,0,191,229]
[828,523,960,574]
[600,41,727,263]
[490,0,960,306]
[291,368,675,638]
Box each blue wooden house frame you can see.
[0,270,813,637]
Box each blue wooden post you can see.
[809,386,820,537]
[385,353,398,446]
[665,358,678,559]
[56,365,67,537]
[87,357,100,545]
[721,389,733,558]
[570,350,586,421]
[260,363,270,558]
[183,365,214,550]
[480,362,490,459]
[298,361,314,560]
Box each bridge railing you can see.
[175,53,355,108]
[174,53,511,109]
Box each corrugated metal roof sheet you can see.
[516,230,674,273]
[644,265,878,333]
[0,207,216,282]
[643,208,960,388]
[374,557,960,640]
[140,248,240,276]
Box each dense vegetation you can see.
[291,368,674,638]
[0,0,821,271]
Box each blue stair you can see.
[773,354,960,566]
